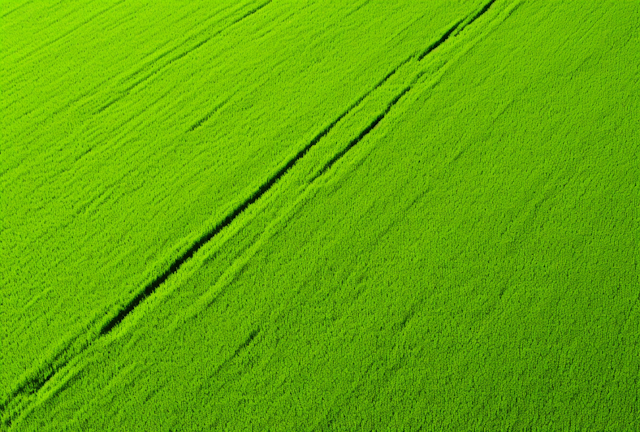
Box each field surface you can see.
[2,0,639,430]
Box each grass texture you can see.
[1,0,639,430]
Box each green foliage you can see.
[2,0,639,430]
[1,0,475,392]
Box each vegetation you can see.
[2,0,638,430]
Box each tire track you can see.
[99,61,407,336]
[312,0,501,182]
[112,0,507,329]
[309,85,412,182]
[0,2,507,426]
[465,0,498,30]
[418,19,464,60]
[0,46,414,428]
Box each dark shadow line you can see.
[418,20,463,60]
[310,85,412,182]
[312,0,500,182]
[468,0,498,26]
[1,4,502,420]
[212,328,260,376]
[99,63,404,336]
[187,93,236,132]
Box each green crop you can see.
[2,0,638,430]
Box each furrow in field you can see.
[0,16,459,420]
[116,2,239,84]
[310,87,412,182]
[0,311,106,428]
[187,93,237,132]
[7,1,639,429]
[0,46,412,426]
[98,60,408,336]
[175,0,520,333]
[212,329,261,377]
[108,0,513,329]
[0,0,33,19]
[0,1,249,128]
[1,2,510,426]
[312,0,500,182]
[7,0,126,64]
[417,19,464,60]
[95,0,272,114]
[465,0,498,28]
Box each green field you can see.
[2,0,639,430]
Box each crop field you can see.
[1,0,639,430]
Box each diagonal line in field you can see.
[0,2,504,425]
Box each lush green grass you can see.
[1,0,477,393]
[2,0,639,430]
